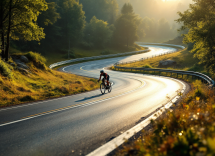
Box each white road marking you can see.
[0,79,146,127]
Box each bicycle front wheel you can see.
[100,83,106,94]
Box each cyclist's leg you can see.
[107,76,110,86]
[102,78,105,84]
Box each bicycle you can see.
[100,79,112,94]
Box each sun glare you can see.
[162,0,178,2]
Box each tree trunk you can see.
[5,0,12,62]
[1,32,5,59]
[0,0,4,59]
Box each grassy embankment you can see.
[115,80,215,156]
[113,48,213,80]
[0,52,99,108]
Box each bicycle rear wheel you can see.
[100,83,106,94]
[108,83,112,93]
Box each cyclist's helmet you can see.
[100,70,104,73]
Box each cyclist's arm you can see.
[98,74,102,81]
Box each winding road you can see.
[0,44,186,156]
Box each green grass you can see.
[0,59,13,78]
[0,52,100,107]
[118,49,209,76]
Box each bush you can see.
[79,42,94,50]
[34,61,47,70]
[89,78,97,83]
[19,95,35,102]
[26,52,47,70]
[101,50,111,55]
[142,64,152,68]
[26,51,46,64]
[188,64,202,72]
[0,59,13,78]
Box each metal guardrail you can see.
[113,66,215,87]
[49,49,150,69]
[136,42,186,49]
[114,43,185,66]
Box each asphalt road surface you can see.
[0,45,185,156]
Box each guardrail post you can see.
[182,74,184,78]
[177,73,178,78]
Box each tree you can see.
[177,0,215,74]
[113,3,141,47]
[158,18,172,39]
[56,0,86,54]
[79,0,118,24]
[84,16,113,48]
[38,2,60,27]
[0,0,48,61]
[36,1,60,53]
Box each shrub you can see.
[142,64,152,68]
[89,78,97,83]
[34,61,47,70]
[79,42,94,50]
[0,59,13,78]
[26,52,47,70]
[19,95,35,102]
[188,64,202,72]
[26,52,46,64]
[101,50,111,55]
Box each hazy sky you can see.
[117,0,193,23]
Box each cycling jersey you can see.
[99,73,109,80]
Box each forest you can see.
[0,0,190,63]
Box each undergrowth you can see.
[116,81,215,156]
[0,59,13,79]
[26,52,47,70]
[0,52,100,107]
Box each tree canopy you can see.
[79,0,118,24]
[113,3,141,47]
[84,16,113,48]
[56,0,86,52]
[0,0,48,60]
[177,0,215,74]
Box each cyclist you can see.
[98,70,110,88]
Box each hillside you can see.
[0,52,99,108]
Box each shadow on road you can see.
[75,94,104,102]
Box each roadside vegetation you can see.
[116,47,213,79]
[117,48,199,71]
[115,80,215,156]
[0,52,99,108]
